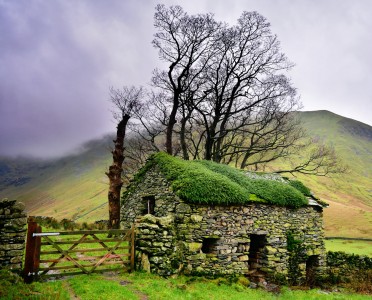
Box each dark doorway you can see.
[306,255,319,286]
[142,196,155,215]
[248,234,266,279]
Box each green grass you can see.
[138,152,309,208]
[325,239,372,257]
[0,269,69,300]
[68,274,138,300]
[1,270,371,299]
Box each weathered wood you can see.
[89,233,128,265]
[33,225,42,280]
[23,217,38,283]
[40,266,129,278]
[26,224,135,278]
[42,235,90,274]
[39,254,131,263]
[130,224,135,272]
[37,229,126,236]
[40,246,131,255]
[38,260,131,271]
[40,233,89,275]
[41,238,125,245]
[88,239,125,273]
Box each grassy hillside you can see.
[293,111,372,238]
[0,136,113,222]
[0,110,371,238]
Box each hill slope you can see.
[0,110,371,237]
[292,111,372,237]
[0,136,113,222]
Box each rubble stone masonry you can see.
[122,167,326,280]
[0,199,27,272]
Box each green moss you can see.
[289,180,312,197]
[143,152,308,208]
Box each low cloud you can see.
[1,0,371,158]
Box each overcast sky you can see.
[1,0,371,158]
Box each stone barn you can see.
[121,152,327,283]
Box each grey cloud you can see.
[1,0,371,158]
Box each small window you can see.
[142,196,155,215]
[202,237,219,254]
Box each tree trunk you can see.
[106,115,130,229]
[165,92,179,155]
[180,117,190,160]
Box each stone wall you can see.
[327,251,372,279]
[135,214,178,276]
[122,166,326,280]
[0,199,27,272]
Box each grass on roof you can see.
[139,152,308,208]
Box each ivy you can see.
[286,231,308,285]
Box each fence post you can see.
[33,225,42,280]
[23,217,38,283]
[130,224,135,272]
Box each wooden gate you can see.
[23,217,135,283]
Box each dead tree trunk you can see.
[106,115,130,229]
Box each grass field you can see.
[1,270,372,300]
[325,239,372,257]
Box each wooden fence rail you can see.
[23,217,135,283]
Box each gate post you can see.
[130,224,135,272]
[23,217,40,283]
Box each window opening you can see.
[201,237,219,254]
[142,196,155,215]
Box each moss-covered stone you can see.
[190,214,203,223]
[123,157,326,280]
[0,199,26,272]
[187,242,202,253]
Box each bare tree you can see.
[274,138,348,176]
[179,11,299,165]
[145,5,346,177]
[152,4,219,155]
[106,86,144,229]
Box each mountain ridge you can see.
[0,110,371,237]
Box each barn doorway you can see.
[248,234,266,281]
[306,255,319,286]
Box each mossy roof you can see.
[134,152,313,208]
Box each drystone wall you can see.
[0,199,27,272]
[122,166,326,280]
[327,251,372,280]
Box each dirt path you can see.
[62,281,80,300]
[117,279,148,300]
